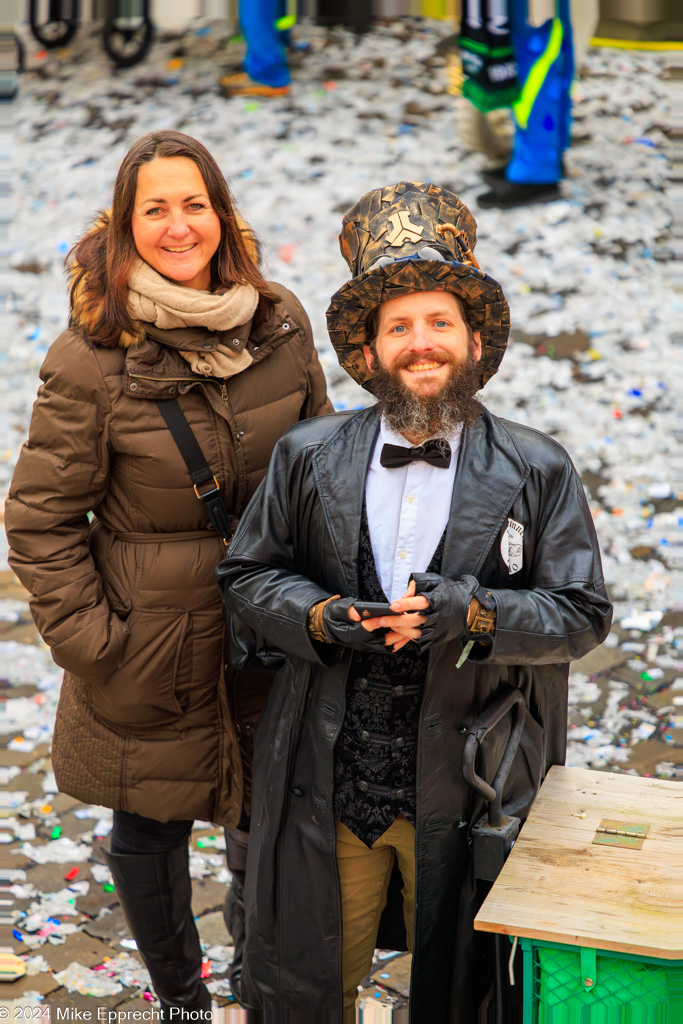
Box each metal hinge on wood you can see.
[592,819,650,850]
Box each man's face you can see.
[362,290,482,395]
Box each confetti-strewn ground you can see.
[2,16,679,1016]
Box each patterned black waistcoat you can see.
[333,501,446,847]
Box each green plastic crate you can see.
[520,938,683,1024]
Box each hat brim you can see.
[326,258,510,392]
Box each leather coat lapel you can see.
[312,406,528,594]
[312,406,380,595]
[443,411,530,578]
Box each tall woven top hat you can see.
[326,181,510,392]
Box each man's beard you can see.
[371,347,484,440]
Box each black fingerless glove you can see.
[322,598,389,652]
[410,573,479,650]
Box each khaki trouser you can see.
[336,815,416,1022]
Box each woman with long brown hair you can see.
[5,130,332,1015]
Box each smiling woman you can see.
[4,130,332,1015]
[68,131,279,349]
[131,158,222,291]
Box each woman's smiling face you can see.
[131,156,222,291]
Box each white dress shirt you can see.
[365,416,462,603]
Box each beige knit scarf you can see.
[127,258,259,377]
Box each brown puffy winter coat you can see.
[5,282,332,827]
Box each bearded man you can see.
[217,182,612,1022]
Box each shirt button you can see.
[201,364,212,372]
[202,341,213,349]
[399,550,407,559]
[358,678,368,690]
[406,495,415,503]
[394,685,405,696]
[360,730,370,742]
[357,781,369,793]
[395,789,406,800]
[231,338,241,348]
[395,737,406,749]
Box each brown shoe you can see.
[219,71,290,98]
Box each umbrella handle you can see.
[462,685,526,827]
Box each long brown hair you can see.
[68,131,276,348]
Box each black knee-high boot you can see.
[103,843,211,1018]
[223,827,250,1006]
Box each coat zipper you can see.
[131,373,248,533]
[217,383,248,519]
[128,372,189,382]
[130,373,247,543]
[128,373,248,819]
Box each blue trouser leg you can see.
[240,0,290,88]
[557,0,573,154]
[506,0,573,184]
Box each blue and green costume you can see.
[239,0,292,89]
[461,0,574,185]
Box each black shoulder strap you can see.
[156,399,238,545]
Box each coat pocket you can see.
[89,607,190,726]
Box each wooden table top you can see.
[474,765,683,959]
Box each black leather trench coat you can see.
[216,406,612,1022]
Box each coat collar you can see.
[143,320,253,353]
[312,407,380,594]
[121,296,302,399]
[312,406,530,593]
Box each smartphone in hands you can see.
[353,601,404,618]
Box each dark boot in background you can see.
[103,844,211,1017]
[478,178,561,208]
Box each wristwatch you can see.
[308,602,330,644]
[467,588,497,635]
[307,595,340,644]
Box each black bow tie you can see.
[380,439,452,470]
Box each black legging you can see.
[110,810,193,854]
[110,810,250,855]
